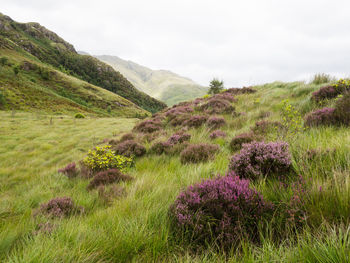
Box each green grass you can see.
[1,80,350,262]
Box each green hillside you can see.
[1,77,350,262]
[0,13,167,113]
[96,55,208,106]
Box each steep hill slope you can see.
[96,55,208,106]
[0,13,166,113]
[0,48,148,117]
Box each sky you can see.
[2,0,350,87]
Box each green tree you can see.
[208,78,224,94]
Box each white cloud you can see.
[2,0,349,86]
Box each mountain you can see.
[0,13,167,113]
[95,55,208,106]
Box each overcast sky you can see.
[2,0,350,86]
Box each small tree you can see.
[208,78,224,94]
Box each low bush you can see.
[58,162,78,178]
[199,98,235,114]
[209,130,227,139]
[114,140,146,157]
[230,132,257,152]
[228,141,292,180]
[169,114,191,127]
[304,107,336,127]
[167,132,191,144]
[333,92,350,126]
[185,115,208,128]
[225,87,257,95]
[149,141,173,155]
[169,174,274,250]
[83,145,132,173]
[87,168,132,190]
[119,133,135,143]
[74,113,85,119]
[133,119,163,133]
[180,143,219,164]
[207,116,226,129]
[38,197,83,218]
[212,92,236,102]
[165,106,193,120]
[311,79,350,102]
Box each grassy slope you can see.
[0,13,166,113]
[1,81,350,262]
[96,55,208,106]
[0,48,149,117]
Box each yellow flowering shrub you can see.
[280,100,304,135]
[83,145,132,172]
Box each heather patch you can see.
[209,130,227,139]
[225,87,257,95]
[169,174,274,250]
[167,132,191,144]
[165,106,193,120]
[229,141,292,180]
[133,119,163,133]
[333,92,350,126]
[230,132,258,152]
[87,169,132,190]
[118,133,135,143]
[58,162,78,178]
[304,108,336,127]
[185,115,208,128]
[114,140,146,157]
[38,197,84,218]
[180,143,219,164]
[206,116,226,129]
[199,98,235,114]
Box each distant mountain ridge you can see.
[0,13,166,113]
[95,55,208,106]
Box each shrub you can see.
[212,92,236,102]
[119,133,135,143]
[74,113,85,119]
[311,85,341,102]
[225,87,256,95]
[280,100,304,135]
[133,119,162,133]
[185,115,208,128]
[165,106,193,120]
[167,132,191,144]
[39,197,83,218]
[114,140,146,157]
[169,114,191,127]
[87,168,132,190]
[180,143,219,164]
[304,107,336,127]
[208,78,224,94]
[169,174,274,250]
[83,145,132,172]
[149,141,173,155]
[199,98,235,114]
[209,130,227,139]
[333,92,350,126]
[229,141,292,180]
[207,116,226,129]
[251,120,283,135]
[230,132,256,152]
[58,162,78,178]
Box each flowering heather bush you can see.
[167,132,191,144]
[169,114,191,127]
[212,92,236,102]
[209,130,227,139]
[83,145,132,173]
[119,133,135,143]
[114,140,146,157]
[251,120,283,135]
[333,92,350,126]
[311,85,342,102]
[87,168,132,190]
[193,97,205,105]
[199,98,235,114]
[133,119,163,133]
[58,162,78,178]
[169,174,274,250]
[304,107,336,127]
[149,141,173,155]
[185,115,209,128]
[165,106,193,120]
[230,132,257,152]
[229,141,292,180]
[39,197,83,218]
[225,87,257,95]
[207,116,226,129]
[180,143,219,164]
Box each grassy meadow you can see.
[1,81,350,262]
